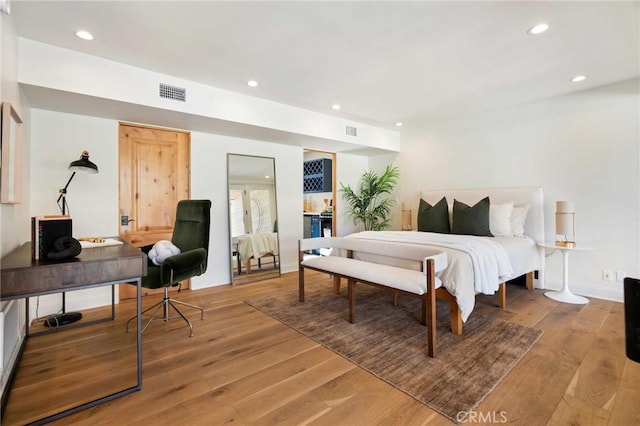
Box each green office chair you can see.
[126,199,211,337]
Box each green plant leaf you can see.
[339,165,399,231]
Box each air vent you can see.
[346,125,358,137]
[159,83,186,102]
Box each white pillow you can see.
[489,202,514,237]
[511,204,530,237]
[148,240,181,266]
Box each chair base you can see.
[126,287,204,337]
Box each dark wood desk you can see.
[0,240,147,425]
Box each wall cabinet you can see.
[303,158,332,193]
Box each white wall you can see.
[28,109,305,311]
[18,38,400,153]
[334,152,371,236]
[0,10,29,401]
[1,12,31,258]
[190,131,302,289]
[396,78,640,302]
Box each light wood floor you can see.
[3,271,640,425]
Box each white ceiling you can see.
[9,1,640,129]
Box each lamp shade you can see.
[68,150,98,174]
[401,202,412,231]
[556,201,575,214]
[555,200,576,246]
[555,213,574,236]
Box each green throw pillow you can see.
[417,197,450,233]
[452,197,494,237]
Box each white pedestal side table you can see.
[538,242,594,305]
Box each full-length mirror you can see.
[227,154,280,285]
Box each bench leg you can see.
[347,279,356,323]
[498,282,506,309]
[298,266,305,302]
[425,295,436,358]
[333,275,341,294]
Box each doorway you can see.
[303,149,336,237]
[118,123,191,299]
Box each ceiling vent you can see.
[346,125,358,137]
[159,83,186,102]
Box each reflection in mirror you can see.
[228,154,280,285]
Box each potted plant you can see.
[339,165,400,231]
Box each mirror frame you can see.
[227,153,280,285]
[1,102,23,204]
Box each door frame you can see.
[303,149,337,236]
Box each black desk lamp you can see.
[57,150,99,215]
[46,150,99,327]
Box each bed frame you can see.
[420,186,545,334]
[334,186,545,335]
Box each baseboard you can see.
[28,287,116,324]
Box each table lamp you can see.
[57,150,99,215]
[402,202,412,231]
[47,150,99,327]
[555,201,576,247]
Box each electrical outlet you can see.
[602,270,614,281]
[617,271,627,282]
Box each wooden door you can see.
[118,123,190,299]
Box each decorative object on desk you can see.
[555,200,576,247]
[30,215,83,326]
[30,215,73,260]
[46,236,82,260]
[78,236,106,243]
[401,202,412,230]
[78,237,123,248]
[1,102,23,204]
[340,164,399,231]
[57,150,99,215]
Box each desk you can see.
[0,240,146,424]
[538,242,593,305]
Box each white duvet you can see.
[345,231,515,322]
[237,232,279,266]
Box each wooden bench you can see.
[298,237,447,357]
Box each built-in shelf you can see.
[303,158,332,193]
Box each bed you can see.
[235,232,279,274]
[338,187,545,334]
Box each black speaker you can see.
[623,277,640,363]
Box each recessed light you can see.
[527,23,549,35]
[395,122,403,127]
[75,30,94,41]
[247,80,258,87]
[332,104,341,110]
[571,75,587,83]
[265,175,270,179]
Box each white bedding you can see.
[344,230,540,322]
[237,232,279,266]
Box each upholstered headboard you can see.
[419,187,544,243]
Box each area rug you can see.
[245,284,543,423]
